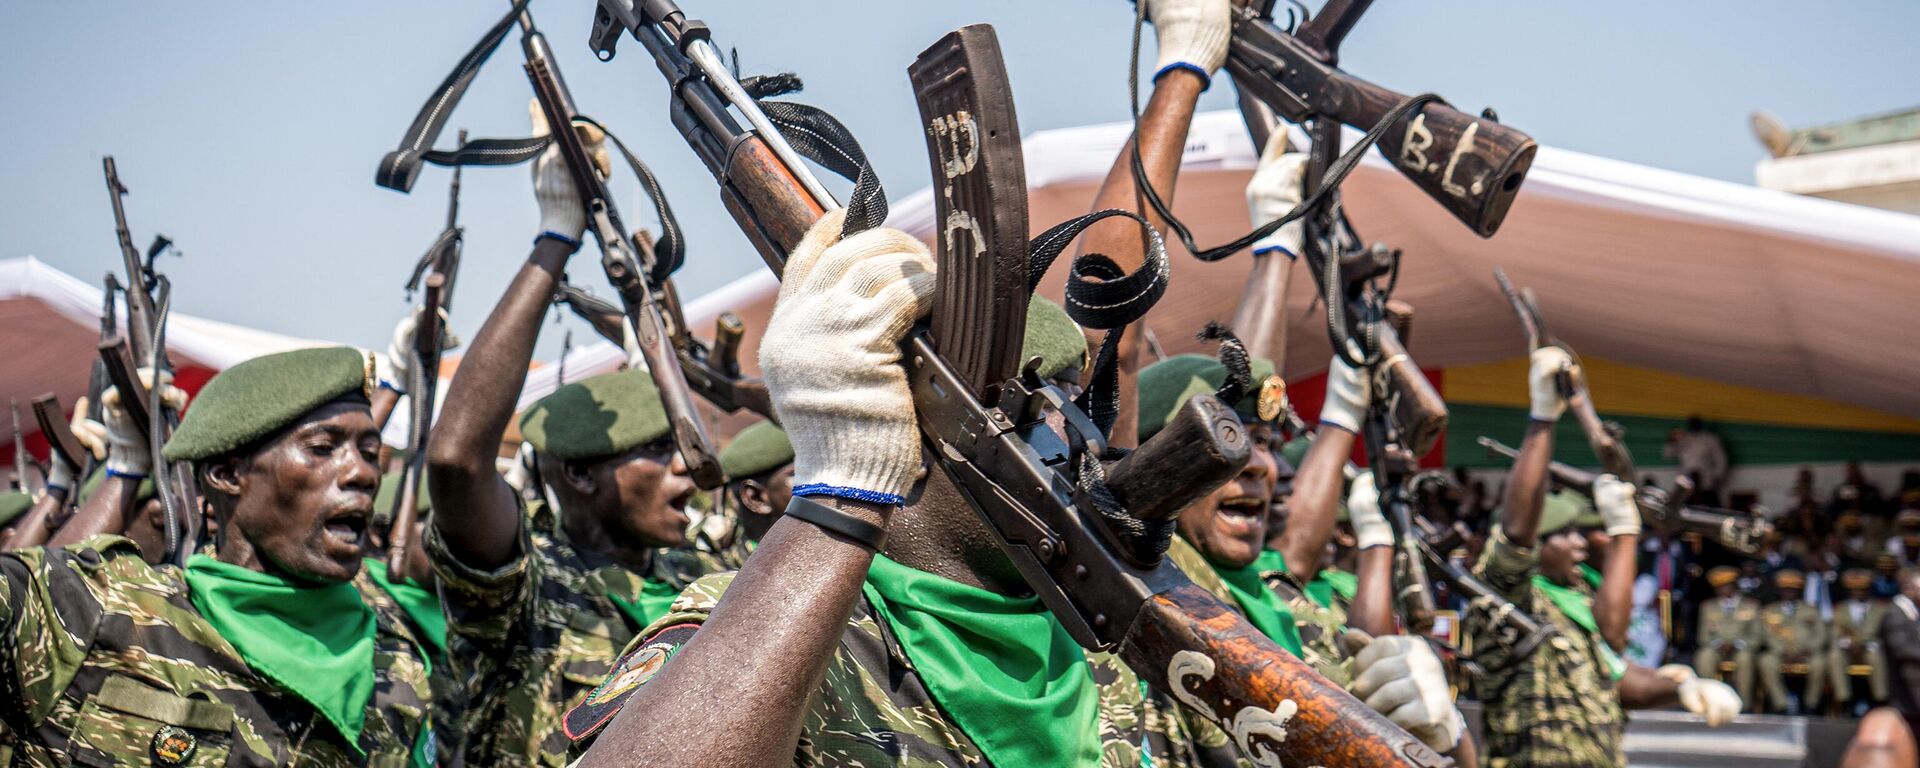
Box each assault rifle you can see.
[1493,268,1630,479]
[589,8,1446,766]
[386,130,467,575]
[99,157,198,566]
[1476,436,1773,555]
[1408,514,1558,669]
[555,278,768,420]
[1226,0,1537,238]
[29,396,85,489]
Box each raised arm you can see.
[49,374,184,548]
[427,110,592,570]
[1501,348,1573,548]
[1591,475,1639,651]
[580,211,931,765]
[1074,0,1227,448]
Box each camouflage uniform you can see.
[0,536,433,766]
[1257,557,1354,687]
[1468,529,1626,768]
[567,572,1248,767]
[425,499,704,767]
[693,534,753,574]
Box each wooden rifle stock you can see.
[1106,396,1249,523]
[1225,0,1536,238]
[98,338,153,441]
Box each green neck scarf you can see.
[861,554,1100,768]
[1312,569,1358,608]
[605,576,683,631]
[363,559,446,663]
[184,555,378,754]
[1532,574,1626,680]
[1578,563,1604,589]
[1212,559,1306,656]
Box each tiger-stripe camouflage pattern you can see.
[0,535,433,766]
[1258,566,1354,687]
[1467,529,1626,768]
[425,500,705,767]
[570,572,1249,767]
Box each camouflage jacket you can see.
[566,572,1249,767]
[425,500,705,767]
[0,536,433,767]
[1468,530,1625,768]
[1254,554,1354,687]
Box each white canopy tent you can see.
[0,256,333,468]
[526,109,1920,423]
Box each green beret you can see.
[1137,354,1280,441]
[164,347,372,462]
[1536,490,1587,537]
[79,467,156,505]
[0,492,32,526]
[1021,296,1089,382]
[1279,436,1311,469]
[720,421,793,480]
[372,471,431,527]
[520,368,669,462]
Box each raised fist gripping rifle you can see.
[589,6,1446,765]
[377,0,749,489]
[99,156,199,566]
[1476,436,1773,555]
[385,130,468,576]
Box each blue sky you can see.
[3,1,1917,357]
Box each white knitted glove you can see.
[620,319,645,371]
[759,209,936,503]
[1245,132,1306,258]
[100,368,187,476]
[69,395,108,462]
[528,99,610,242]
[1347,471,1392,550]
[1659,664,1740,726]
[46,453,77,494]
[1319,344,1371,433]
[1351,635,1466,753]
[1528,346,1574,422]
[1148,0,1231,83]
[1594,473,1639,537]
[378,308,461,394]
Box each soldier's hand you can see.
[1527,346,1574,422]
[1594,474,1639,537]
[1147,0,1231,83]
[1350,635,1465,753]
[1660,665,1741,727]
[1319,341,1372,434]
[378,307,461,394]
[528,98,610,243]
[759,208,935,504]
[99,368,188,477]
[1244,132,1306,258]
[68,395,108,461]
[1346,471,1392,550]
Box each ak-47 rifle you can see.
[386,130,468,575]
[1493,268,1630,479]
[589,8,1446,766]
[1407,513,1558,669]
[1226,0,1536,238]
[1352,300,1444,633]
[100,157,198,566]
[1476,436,1773,555]
[30,396,84,488]
[555,277,768,420]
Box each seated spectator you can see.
[1833,569,1892,715]
[1891,510,1920,569]
[1877,555,1905,599]
[1831,460,1887,519]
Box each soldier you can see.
[1140,349,1469,756]
[421,104,712,766]
[0,347,435,764]
[1832,567,1891,713]
[705,420,794,571]
[1693,565,1761,706]
[568,4,1293,761]
[1469,346,1739,767]
[1758,568,1829,715]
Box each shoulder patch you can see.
[563,622,700,743]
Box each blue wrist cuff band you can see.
[105,469,148,481]
[793,484,905,507]
[535,231,583,251]
[377,379,407,395]
[1253,245,1298,260]
[1153,62,1212,90]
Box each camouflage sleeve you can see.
[0,540,129,725]
[562,574,733,753]
[423,509,535,656]
[1474,528,1538,613]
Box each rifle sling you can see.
[376,0,537,192]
